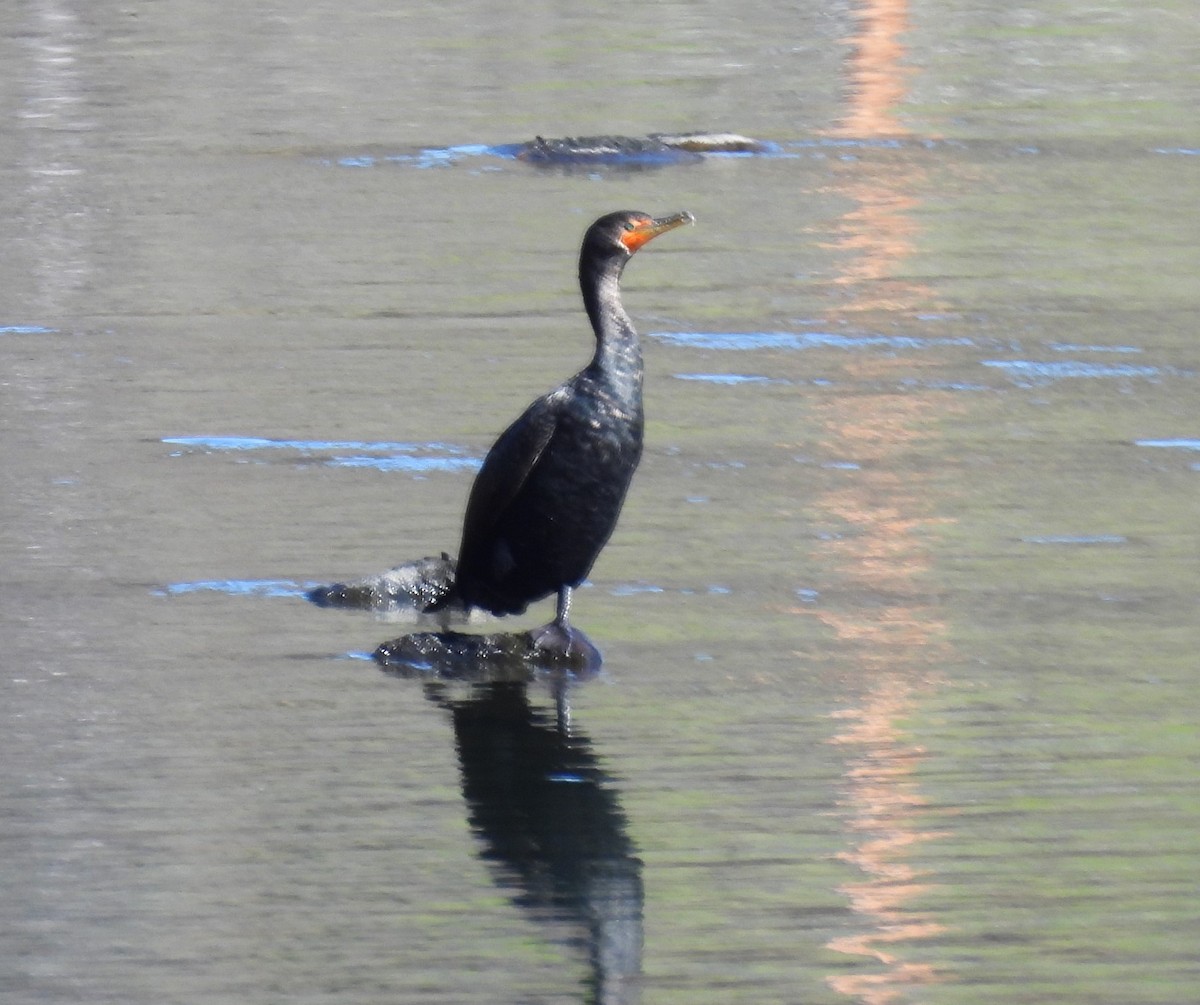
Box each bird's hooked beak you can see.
[619,210,695,253]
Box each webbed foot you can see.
[527,621,602,673]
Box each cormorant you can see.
[444,210,694,651]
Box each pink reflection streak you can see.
[822,0,934,314]
[825,680,950,1003]
[800,0,955,1000]
[835,0,916,139]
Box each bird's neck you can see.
[580,258,643,385]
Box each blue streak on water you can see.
[709,142,784,158]
[1,324,57,334]
[672,373,781,385]
[163,436,480,472]
[411,144,495,168]
[1135,439,1200,451]
[898,378,991,392]
[785,137,906,151]
[331,145,499,170]
[650,331,974,352]
[164,435,457,453]
[1152,147,1200,156]
[163,579,312,597]
[982,360,1163,383]
[535,149,698,167]
[1048,343,1143,354]
[609,583,665,597]
[329,454,480,473]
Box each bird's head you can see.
[583,210,695,264]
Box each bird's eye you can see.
[622,221,635,231]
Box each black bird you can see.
[446,210,694,652]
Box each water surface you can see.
[3,2,1198,1003]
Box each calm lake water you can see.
[4,2,1198,1003]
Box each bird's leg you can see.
[555,585,573,630]
[528,584,600,671]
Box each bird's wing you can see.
[461,386,568,543]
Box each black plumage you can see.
[448,210,693,642]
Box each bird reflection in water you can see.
[379,638,643,1005]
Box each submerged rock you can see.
[305,553,464,619]
[649,131,772,153]
[515,131,770,167]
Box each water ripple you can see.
[1135,439,1200,451]
[982,360,1164,384]
[1048,342,1143,354]
[163,435,480,473]
[160,579,312,597]
[651,331,974,351]
[671,373,784,385]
